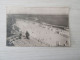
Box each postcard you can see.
[6,7,70,47]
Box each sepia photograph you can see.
[6,7,70,47]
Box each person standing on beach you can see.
[19,31,22,39]
[25,31,30,39]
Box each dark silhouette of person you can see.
[25,31,30,39]
[19,32,22,39]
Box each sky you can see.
[6,7,69,15]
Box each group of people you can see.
[19,31,30,39]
